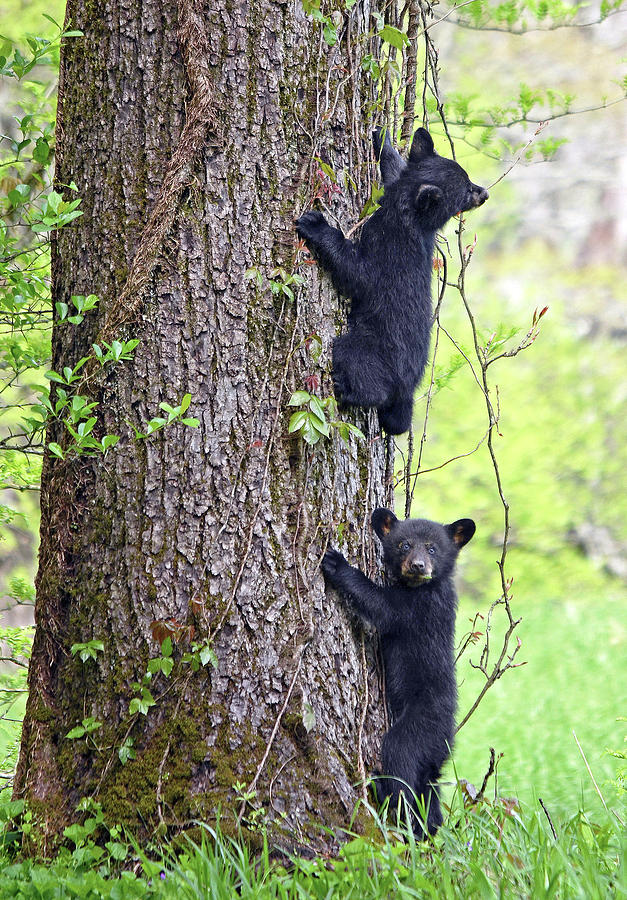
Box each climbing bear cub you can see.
[322,508,475,836]
[296,128,488,434]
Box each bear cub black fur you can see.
[296,128,488,435]
[322,507,475,836]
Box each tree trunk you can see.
[14,0,392,852]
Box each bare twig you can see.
[398,9,532,731]
[356,634,369,804]
[244,639,311,802]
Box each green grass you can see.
[0,790,624,898]
[452,590,625,816]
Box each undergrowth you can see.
[0,777,624,898]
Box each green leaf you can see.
[244,266,263,287]
[288,410,308,433]
[301,417,321,445]
[71,640,104,662]
[101,434,120,451]
[48,442,64,459]
[66,725,86,740]
[118,738,136,765]
[360,183,385,219]
[7,183,30,206]
[308,396,326,422]
[0,799,24,823]
[302,702,316,733]
[33,137,50,164]
[160,656,173,676]
[77,417,97,437]
[288,391,311,406]
[379,24,409,50]
[105,840,128,861]
[323,22,337,46]
[147,654,173,676]
[317,160,337,183]
[310,415,330,437]
[307,334,323,361]
[199,645,218,668]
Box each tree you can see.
[13,0,393,852]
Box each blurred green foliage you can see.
[407,231,626,817]
[0,0,65,40]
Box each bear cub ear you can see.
[371,508,398,539]
[445,518,476,548]
[415,183,444,212]
[408,127,435,164]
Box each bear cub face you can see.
[387,128,489,233]
[371,507,476,587]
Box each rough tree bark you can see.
[14,0,393,852]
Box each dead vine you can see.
[74,0,217,397]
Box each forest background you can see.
[0,0,625,876]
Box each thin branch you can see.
[447,95,627,131]
[447,8,626,34]
[245,640,311,799]
[475,747,503,803]
[396,429,489,485]
[0,657,29,668]
[356,634,370,804]
[487,121,548,190]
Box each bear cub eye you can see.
[427,545,436,555]
[398,540,411,553]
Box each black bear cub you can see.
[296,128,488,435]
[322,507,475,836]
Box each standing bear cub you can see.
[322,508,475,836]
[296,128,488,434]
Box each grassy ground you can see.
[0,789,624,898]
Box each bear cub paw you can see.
[295,210,327,243]
[321,547,346,579]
